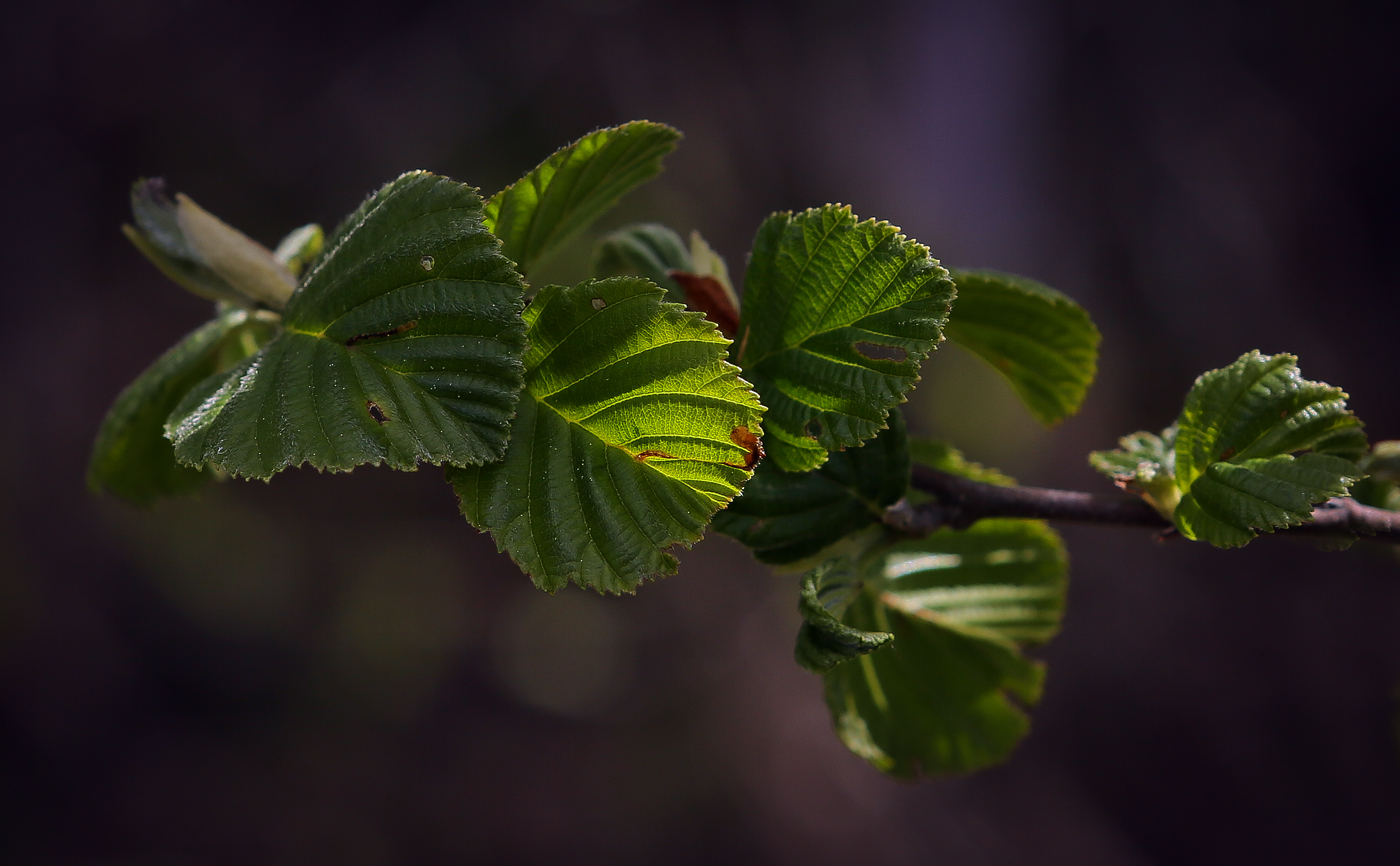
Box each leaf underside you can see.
[735,205,954,472]
[1171,351,1365,547]
[448,277,764,594]
[944,269,1100,426]
[712,410,910,565]
[485,122,682,277]
[166,171,528,480]
[824,518,1067,777]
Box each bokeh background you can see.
[3,0,1400,863]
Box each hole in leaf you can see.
[591,297,607,310]
[855,342,907,362]
[366,401,388,424]
[805,420,822,440]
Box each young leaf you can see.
[447,277,764,594]
[1171,351,1366,547]
[734,205,955,472]
[795,560,892,674]
[944,269,1100,426]
[1088,426,1180,518]
[167,171,528,480]
[824,518,1067,777]
[712,409,909,566]
[908,437,1016,487]
[592,222,691,303]
[484,121,682,276]
[89,309,276,505]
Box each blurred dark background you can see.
[3,0,1400,863]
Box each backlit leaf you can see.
[945,269,1099,426]
[592,222,691,303]
[734,205,954,472]
[447,277,764,594]
[485,121,682,276]
[824,518,1067,777]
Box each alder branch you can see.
[885,465,1400,544]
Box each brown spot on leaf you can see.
[366,401,388,424]
[346,320,418,347]
[1218,447,1236,461]
[635,450,678,462]
[668,270,739,338]
[724,426,764,470]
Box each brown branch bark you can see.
[885,465,1400,544]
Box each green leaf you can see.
[734,205,955,472]
[89,309,276,505]
[711,409,909,566]
[795,560,892,674]
[167,171,528,480]
[447,276,764,594]
[592,222,692,303]
[944,269,1100,426]
[823,519,1068,777]
[1171,351,1365,547]
[1088,426,1180,517]
[484,121,682,276]
[908,437,1016,487]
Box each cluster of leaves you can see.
[1090,352,1370,547]
[91,120,1386,780]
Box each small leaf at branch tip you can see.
[1111,350,1369,548]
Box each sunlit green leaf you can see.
[167,171,528,480]
[795,559,892,674]
[485,121,682,276]
[448,277,764,594]
[735,205,954,472]
[945,269,1099,426]
[712,410,909,566]
[89,308,276,505]
[1171,351,1365,547]
[823,518,1067,777]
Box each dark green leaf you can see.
[712,410,909,566]
[484,121,682,276]
[592,222,691,303]
[1354,442,1400,511]
[823,518,1067,777]
[89,309,276,505]
[735,205,954,472]
[448,277,764,594]
[944,269,1100,426]
[167,171,528,480]
[795,560,893,674]
[1171,351,1365,547]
